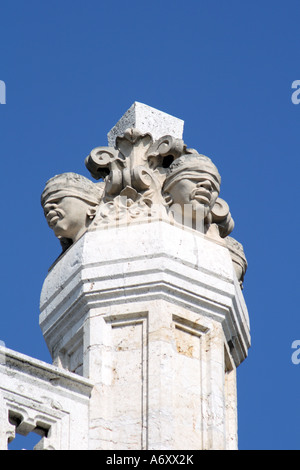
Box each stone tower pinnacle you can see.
[0,103,250,450]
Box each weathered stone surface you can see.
[0,346,93,450]
[42,104,245,290]
[107,101,184,147]
[0,103,250,450]
[41,173,104,252]
[39,221,250,450]
[37,103,250,450]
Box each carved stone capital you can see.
[41,113,246,286]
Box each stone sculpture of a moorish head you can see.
[41,172,104,250]
[162,153,221,230]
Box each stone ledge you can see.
[0,346,93,397]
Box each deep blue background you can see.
[1,0,300,450]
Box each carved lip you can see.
[191,189,211,205]
[46,210,62,227]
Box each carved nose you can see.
[44,202,57,215]
[197,180,211,190]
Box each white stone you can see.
[107,102,184,147]
[0,346,93,450]
[39,221,250,450]
[1,103,250,451]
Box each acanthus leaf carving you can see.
[85,129,173,227]
[85,146,125,196]
[42,125,247,286]
[85,146,124,180]
[146,135,187,170]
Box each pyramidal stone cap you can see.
[107,102,184,147]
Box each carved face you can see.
[43,196,95,242]
[167,173,219,220]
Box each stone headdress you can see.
[163,153,221,194]
[41,172,104,207]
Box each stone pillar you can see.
[40,222,250,450]
[39,103,250,450]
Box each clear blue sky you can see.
[1,0,300,450]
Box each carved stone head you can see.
[41,173,103,247]
[162,153,221,228]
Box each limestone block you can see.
[39,221,250,450]
[40,221,250,370]
[107,102,184,146]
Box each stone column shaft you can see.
[39,221,250,450]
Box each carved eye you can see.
[51,198,61,206]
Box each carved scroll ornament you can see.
[41,128,247,285]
